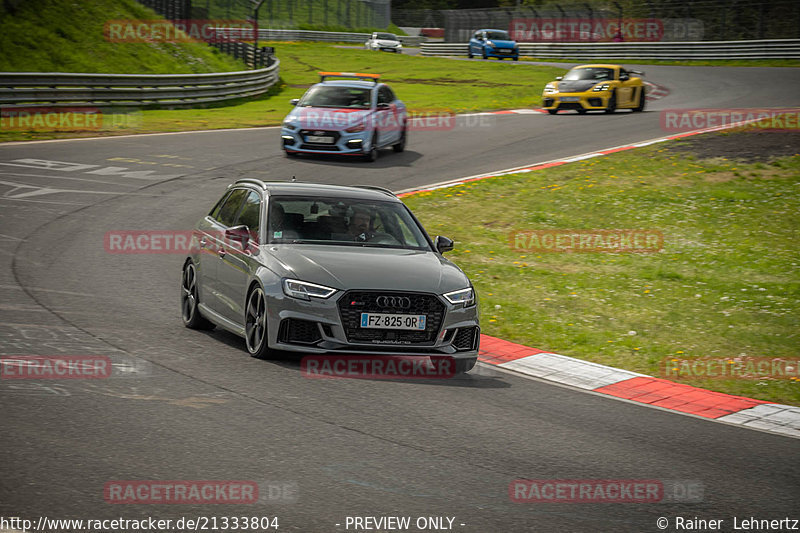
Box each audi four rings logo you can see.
[376,296,411,309]
[313,130,325,135]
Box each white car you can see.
[365,32,402,53]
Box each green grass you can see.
[402,134,800,405]
[0,0,247,73]
[0,42,562,141]
[519,57,800,68]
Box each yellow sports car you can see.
[542,64,646,114]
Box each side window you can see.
[384,86,396,102]
[209,191,231,220]
[235,191,261,240]
[378,86,392,104]
[216,188,248,227]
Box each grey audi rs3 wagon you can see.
[180,179,480,373]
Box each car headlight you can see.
[486,40,494,48]
[283,279,337,301]
[444,287,475,307]
[544,83,558,94]
[345,123,365,133]
[592,84,611,92]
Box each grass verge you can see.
[0,42,562,142]
[402,129,800,405]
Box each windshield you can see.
[375,33,397,40]
[486,31,510,40]
[268,196,432,251]
[563,67,615,81]
[299,86,372,109]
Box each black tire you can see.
[513,56,519,61]
[181,261,215,330]
[363,133,378,162]
[547,109,558,115]
[482,49,488,59]
[605,91,617,114]
[430,356,477,375]
[245,285,273,359]
[633,87,646,112]
[467,48,473,58]
[392,125,406,153]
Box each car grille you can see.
[278,318,322,345]
[337,291,445,345]
[452,326,479,351]
[299,144,341,151]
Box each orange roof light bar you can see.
[318,71,380,83]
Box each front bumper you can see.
[486,47,519,59]
[542,91,611,111]
[281,126,372,155]
[265,289,480,360]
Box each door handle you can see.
[218,248,226,257]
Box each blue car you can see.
[468,29,519,61]
[281,72,408,162]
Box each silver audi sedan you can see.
[181,179,480,373]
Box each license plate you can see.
[306,135,334,144]
[500,49,511,53]
[561,97,579,102]
[360,313,426,330]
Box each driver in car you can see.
[347,207,373,241]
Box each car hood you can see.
[556,79,599,93]
[286,107,372,130]
[265,244,470,294]
[487,39,516,48]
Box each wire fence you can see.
[395,0,800,43]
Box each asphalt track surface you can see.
[1,64,800,532]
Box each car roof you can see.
[315,80,379,89]
[479,29,508,32]
[231,180,399,201]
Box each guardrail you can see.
[0,62,280,109]
[251,28,426,46]
[420,39,800,60]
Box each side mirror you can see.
[225,225,252,249]
[435,235,454,254]
[289,98,299,106]
[376,102,391,109]
[555,76,563,81]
